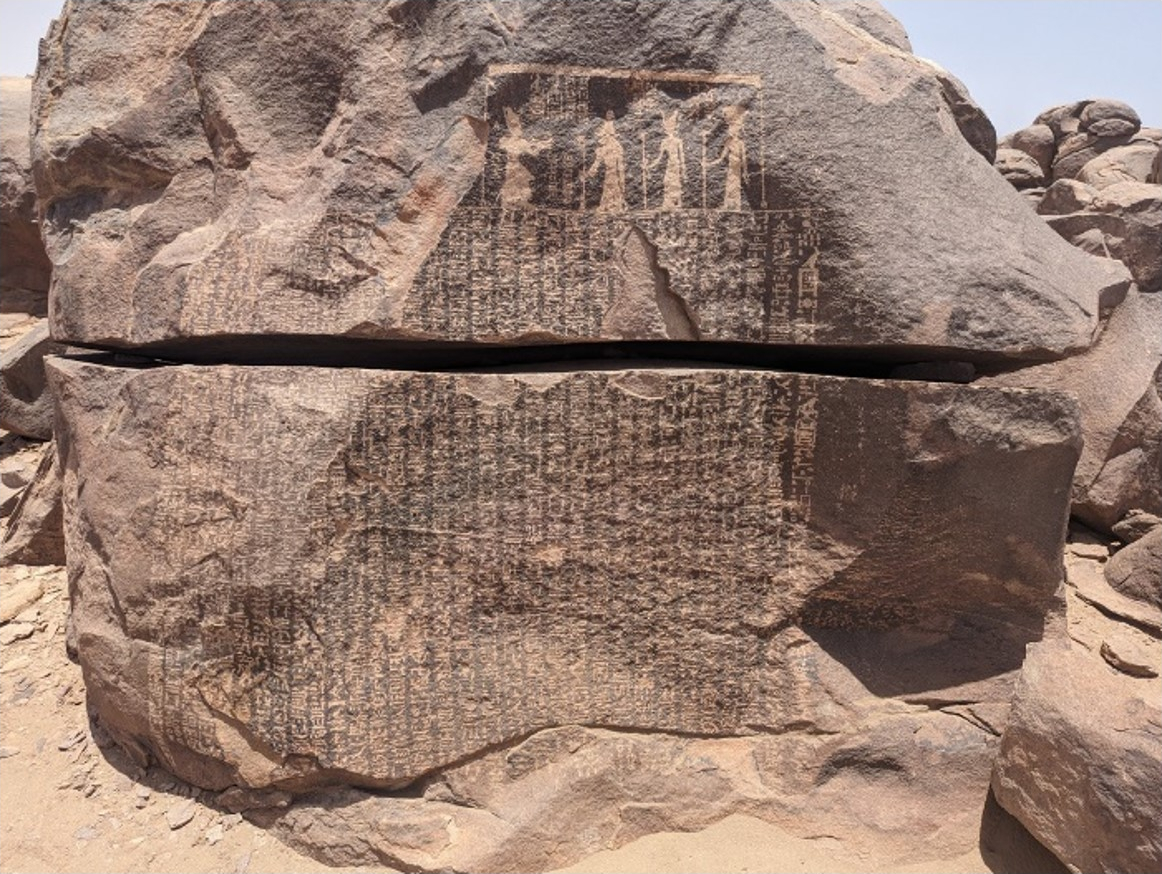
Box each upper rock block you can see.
[33,0,1128,359]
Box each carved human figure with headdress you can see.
[652,111,686,210]
[587,110,626,213]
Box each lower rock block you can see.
[48,358,1080,863]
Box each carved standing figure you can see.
[587,111,626,213]
[652,111,686,210]
[717,106,747,211]
[499,106,549,208]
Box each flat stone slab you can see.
[48,358,1080,790]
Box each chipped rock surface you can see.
[979,289,1162,533]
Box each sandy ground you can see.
[1,554,1065,874]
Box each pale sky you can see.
[1,0,1159,135]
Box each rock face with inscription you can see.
[48,356,1081,867]
[33,2,1144,871]
[32,0,1126,360]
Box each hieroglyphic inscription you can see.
[144,369,818,781]
[406,65,822,343]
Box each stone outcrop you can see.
[979,289,1162,533]
[998,100,1161,292]
[30,0,1125,361]
[0,321,66,440]
[1,77,51,297]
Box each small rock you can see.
[0,577,44,623]
[205,824,224,845]
[57,729,86,751]
[135,785,151,799]
[1112,510,1162,544]
[221,813,243,829]
[166,798,197,830]
[1068,541,1109,560]
[1100,637,1159,678]
[73,826,99,841]
[217,785,292,813]
[235,852,252,874]
[995,147,1046,188]
[1,655,31,674]
[0,746,19,758]
[1038,178,1098,216]
[0,622,35,645]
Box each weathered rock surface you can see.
[49,356,1079,804]
[0,442,65,567]
[1076,142,1160,189]
[830,0,912,53]
[0,321,65,440]
[979,289,1162,533]
[30,0,1124,361]
[993,639,1161,874]
[1043,181,1162,294]
[1,77,51,296]
[995,148,1044,189]
[259,715,1001,872]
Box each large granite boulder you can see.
[979,289,1162,533]
[993,639,1161,874]
[31,0,1125,361]
[48,356,1080,867]
[1,77,52,297]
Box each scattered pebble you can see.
[0,746,19,758]
[0,578,44,623]
[0,622,36,645]
[1068,541,1109,560]
[166,798,197,830]
[73,826,99,841]
[0,655,31,674]
[58,729,87,751]
[205,823,224,845]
